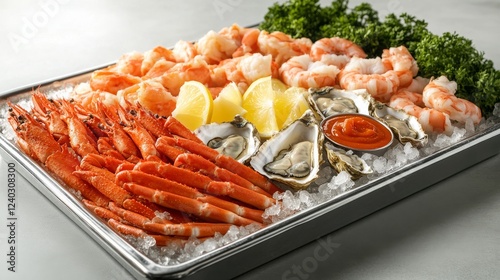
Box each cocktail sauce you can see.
[322,114,393,150]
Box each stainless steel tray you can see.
[1,71,499,280]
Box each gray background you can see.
[0,0,499,279]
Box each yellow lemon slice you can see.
[171,81,213,130]
[210,82,247,123]
[242,76,288,138]
[275,86,311,128]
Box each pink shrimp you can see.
[422,76,482,124]
[232,28,261,57]
[155,55,212,96]
[89,70,142,94]
[404,76,430,94]
[196,30,241,64]
[339,57,399,102]
[110,51,144,77]
[257,31,312,66]
[117,80,176,117]
[390,90,454,135]
[310,37,367,61]
[195,24,257,65]
[211,53,279,92]
[382,46,418,88]
[172,40,198,63]
[141,46,177,76]
[279,54,340,88]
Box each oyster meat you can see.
[371,102,428,147]
[195,115,260,163]
[308,87,373,119]
[264,141,313,178]
[324,142,373,180]
[250,110,323,190]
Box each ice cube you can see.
[372,157,387,173]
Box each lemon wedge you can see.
[275,86,310,128]
[210,82,247,123]
[171,81,213,130]
[242,76,288,138]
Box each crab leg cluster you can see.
[6,91,282,246]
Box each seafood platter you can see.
[1,18,500,280]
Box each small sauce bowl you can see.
[320,113,394,156]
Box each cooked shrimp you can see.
[72,83,120,114]
[141,46,177,76]
[212,53,279,92]
[423,76,482,124]
[233,28,261,57]
[390,90,454,135]
[172,40,198,63]
[111,51,144,77]
[155,55,212,95]
[117,80,176,117]
[89,70,142,94]
[196,30,240,64]
[382,46,418,88]
[310,37,367,61]
[318,54,351,70]
[279,54,340,88]
[404,76,430,94]
[142,58,177,80]
[339,57,399,102]
[257,31,312,66]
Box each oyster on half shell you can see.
[308,87,373,119]
[371,102,428,147]
[250,110,323,190]
[195,115,260,163]
[324,142,373,180]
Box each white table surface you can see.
[1,1,499,279]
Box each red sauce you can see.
[322,114,393,150]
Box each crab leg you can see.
[107,219,200,246]
[128,103,172,139]
[109,202,232,237]
[134,161,275,209]
[8,103,110,207]
[116,170,265,223]
[74,170,131,205]
[143,222,232,238]
[97,102,142,161]
[123,182,259,226]
[96,137,126,160]
[7,102,61,163]
[59,99,99,157]
[31,90,69,144]
[159,136,282,194]
[214,154,283,194]
[163,116,203,144]
[116,107,163,161]
[155,137,186,162]
[46,148,111,207]
[174,153,272,197]
[82,199,122,221]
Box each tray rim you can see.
[1,70,500,280]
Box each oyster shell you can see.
[250,110,323,190]
[371,102,428,147]
[308,87,373,119]
[324,142,373,180]
[194,115,260,163]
